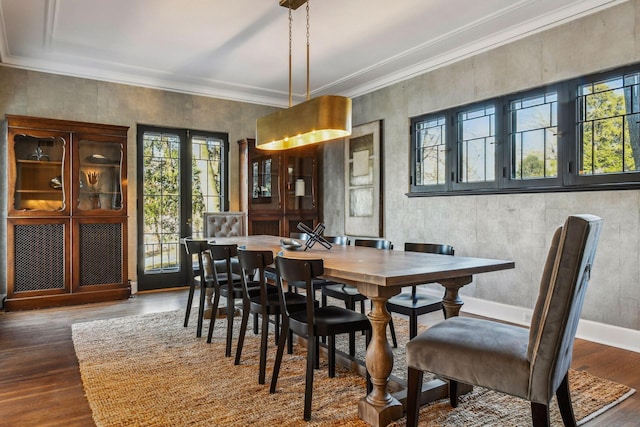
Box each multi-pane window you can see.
[578,73,640,175]
[410,64,640,196]
[510,92,558,179]
[457,105,495,183]
[414,116,446,186]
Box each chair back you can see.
[324,236,350,246]
[405,242,454,256]
[527,214,603,403]
[237,249,274,305]
[208,243,238,283]
[183,238,211,283]
[355,239,393,250]
[275,256,324,330]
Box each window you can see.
[578,73,640,176]
[510,91,558,180]
[413,115,446,187]
[409,64,640,196]
[457,105,495,184]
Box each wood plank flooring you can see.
[0,288,638,426]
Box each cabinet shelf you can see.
[17,159,63,165]
[16,189,62,194]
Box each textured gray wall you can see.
[322,0,640,331]
[0,67,278,291]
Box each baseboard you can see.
[415,288,640,354]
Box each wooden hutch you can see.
[4,115,129,310]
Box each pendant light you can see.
[256,0,352,150]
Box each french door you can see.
[136,125,228,290]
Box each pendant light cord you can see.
[306,0,310,101]
[288,0,293,107]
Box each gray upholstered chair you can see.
[405,214,603,427]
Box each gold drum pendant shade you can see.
[257,95,352,150]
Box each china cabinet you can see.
[4,115,129,310]
[238,138,319,236]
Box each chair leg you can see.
[196,284,207,338]
[270,319,289,393]
[207,290,221,343]
[531,402,551,427]
[253,312,259,335]
[274,314,280,343]
[304,335,316,421]
[184,282,196,327]
[258,310,270,384]
[328,335,336,378]
[314,336,320,370]
[388,317,398,348]
[449,379,459,407]
[556,372,577,427]
[233,302,250,365]
[406,367,424,427]
[409,314,418,340]
[225,293,234,357]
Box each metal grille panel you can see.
[79,223,122,286]
[14,224,65,292]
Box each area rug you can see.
[72,309,635,427]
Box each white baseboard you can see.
[415,288,640,354]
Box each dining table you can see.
[212,234,515,426]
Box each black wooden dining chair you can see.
[206,243,257,357]
[386,243,454,339]
[182,238,214,338]
[321,238,398,350]
[270,256,371,421]
[234,249,308,384]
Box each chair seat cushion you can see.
[249,290,307,314]
[290,306,371,336]
[387,293,442,312]
[406,316,530,399]
[322,284,368,301]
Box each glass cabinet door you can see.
[11,132,67,214]
[76,139,124,213]
[249,152,281,211]
[285,149,316,212]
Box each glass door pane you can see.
[139,130,183,288]
[190,135,225,238]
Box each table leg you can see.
[439,276,472,319]
[358,296,403,426]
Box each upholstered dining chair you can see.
[182,238,213,338]
[234,249,307,384]
[321,238,398,350]
[206,243,256,357]
[270,256,371,421]
[404,214,603,427]
[386,243,454,339]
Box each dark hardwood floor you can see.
[0,288,638,426]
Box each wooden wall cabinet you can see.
[5,115,129,310]
[238,138,319,237]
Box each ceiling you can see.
[0,0,624,107]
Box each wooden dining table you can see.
[212,234,515,426]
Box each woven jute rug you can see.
[72,309,635,426]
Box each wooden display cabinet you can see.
[4,115,129,310]
[238,138,319,237]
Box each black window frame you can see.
[408,63,640,197]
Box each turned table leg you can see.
[357,295,403,427]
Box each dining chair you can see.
[206,243,255,357]
[386,243,454,339]
[404,214,603,427]
[321,238,398,350]
[270,256,371,421]
[234,249,308,384]
[182,238,214,338]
